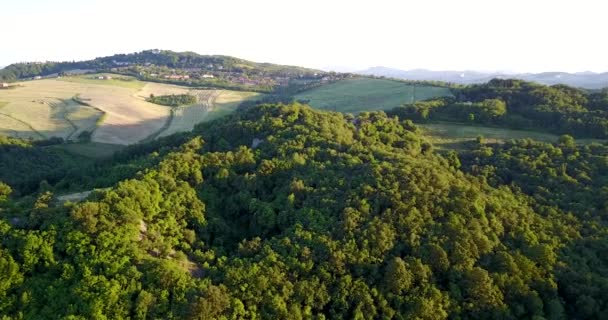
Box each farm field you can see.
[77,85,171,144]
[0,77,262,147]
[0,79,104,140]
[420,122,604,149]
[59,73,146,90]
[294,77,452,113]
[158,89,261,137]
[206,90,261,122]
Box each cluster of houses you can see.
[105,63,341,89]
[227,76,276,86]
[163,74,190,80]
[97,75,113,80]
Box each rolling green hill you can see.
[294,77,453,113]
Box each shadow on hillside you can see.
[556,234,608,318]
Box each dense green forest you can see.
[391,79,608,138]
[1,103,607,319]
[147,94,198,107]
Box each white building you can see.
[202,74,215,79]
[1,83,9,88]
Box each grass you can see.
[208,91,262,122]
[0,114,43,139]
[420,122,605,150]
[294,78,452,113]
[0,97,76,139]
[0,80,105,140]
[159,105,207,138]
[56,191,93,203]
[59,98,104,140]
[77,84,171,145]
[0,79,173,144]
[59,74,146,90]
[155,90,219,138]
[158,90,262,137]
[0,101,7,109]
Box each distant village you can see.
[105,59,340,89]
[9,56,348,92]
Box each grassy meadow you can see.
[59,74,146,90]
[294,78,452,113]
[420,122,604,149]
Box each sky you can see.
[2,0,608,73]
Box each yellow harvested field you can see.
[0,80,98,139]
[159,105,208,137]
[157,90,218,138]
[63,99,104,140]
[215,90,261,108]
[0,77,171,145]
[206,90,262,122]
[0,76,262,144]
[136,82,190,99]
[78,86,171,145]
[0,114,42,139]
[158,90,262,137]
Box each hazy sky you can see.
[2,0,607,73]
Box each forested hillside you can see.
[1,104,607,319]
[391,79,608,139]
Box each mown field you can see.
[0,79,104,140]
[294,77,452,113]
[207,90,261,122]
[59,73,146,90]
[156,89,261,138]
[0,76,261,150]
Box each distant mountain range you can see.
[358,66,608,89]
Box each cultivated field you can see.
[78,85,171,144]
[136,82,191,98]
[0,79,104,140]
[294,78,452,113]
[207,90,261,122]
[60,74,145,90]
[0,76,262,147]
[135,82,262,138]
[157,90,219,138]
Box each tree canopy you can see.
[0,103,607,319]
